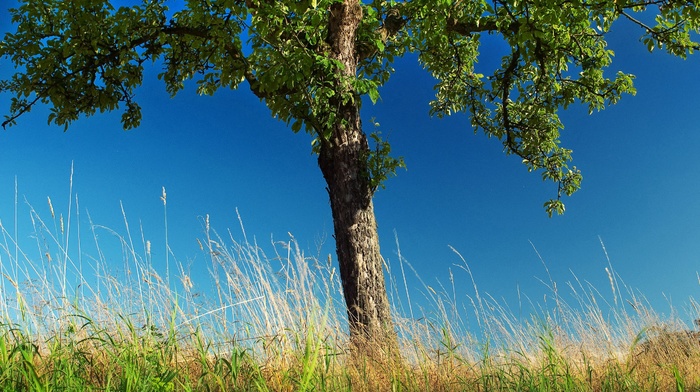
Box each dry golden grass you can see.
[0,190,699,390]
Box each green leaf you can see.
[375,39,385,53]
[544,200,565,218]
[368,87,380,104]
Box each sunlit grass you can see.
[0,186,699,391]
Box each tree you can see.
[1,0,698,350]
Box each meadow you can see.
[1,189,699,391]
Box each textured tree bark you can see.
[319,144,397,348]
[319,0,397,351]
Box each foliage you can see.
[2,0,698,211]
[363,120,406,192]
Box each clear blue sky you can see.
[2,3,700,328]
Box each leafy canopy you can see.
[1,0,698,214]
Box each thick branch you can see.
[161,25,267,97]
[164,23,325,134]
[378,6,407,41]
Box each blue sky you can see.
[1,3,700,328]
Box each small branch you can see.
[447,18,503,35]
[620,9,700,51]
[2,96,42,129]
[501,46,520,153]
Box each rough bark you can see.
[319,0,397,351]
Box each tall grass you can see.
[0,186,699,390]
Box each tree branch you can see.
[1,96,41,129]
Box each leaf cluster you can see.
[1,0,170,129]
[405,0,643,214]
[362,123,406,193]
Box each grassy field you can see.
[0,193,699,391]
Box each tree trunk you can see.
[319,0,397,351]
[319,146,396,347]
